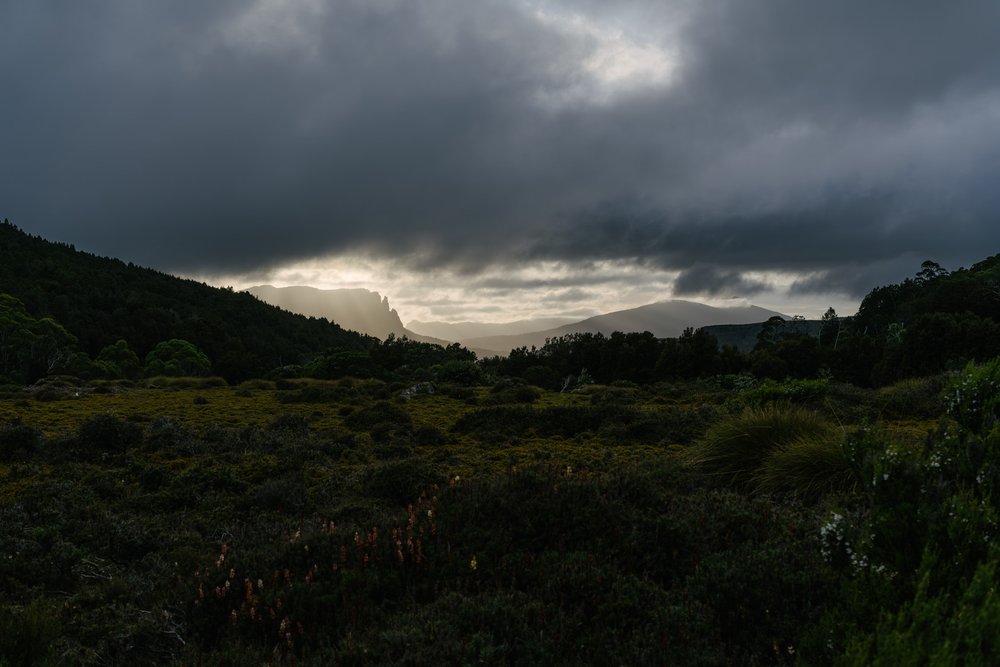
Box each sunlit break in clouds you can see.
[4,0,1000,322]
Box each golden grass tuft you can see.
[682,403,856,497]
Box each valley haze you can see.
[246,284,787,356]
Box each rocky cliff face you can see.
[245,285,447,344]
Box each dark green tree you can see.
[143,339,211,377]
[96,339,141,379]
[0,293,77,383]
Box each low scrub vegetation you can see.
[2,356,1000,664]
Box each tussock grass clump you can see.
[753,433,858,499]
[683,404,855,497]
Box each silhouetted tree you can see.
[657,328,720,379]
[819,307,841,348]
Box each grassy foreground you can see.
[2,371,997,665]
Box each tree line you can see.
[483,256,1000,388]
[4,220,1000,388]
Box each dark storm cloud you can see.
[534,188,988,277]
[673,266,770,298]
[472,272,640,291]
[3,0,1000,291]
[0,0,587,270]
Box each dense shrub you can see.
[431,359,488,386]
[451,405,534,439]
[242,475,309,514]
[876,375,946,418]
[437,383,477,402]
[0,419,41,462]
[842,552,1000,665]
[237,378,276,390]
[521,364,560,390]
[361,457,443,505]
[142,375,227,389]
[143,416,194,453]
[433,465,833,664]
[276,383,359,404]
[810,358,1000,663]
[345,400,412,434]
[486,384,541,404]
[76,412,143,457]
[453,403,713,446]
[182,462,833,664]
[0,601,61,667]
[738,377,830,406]
[266,413,311,436]
[589,384,642,405]
[944,357,1000,435]
[413,424,450,446]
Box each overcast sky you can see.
[4,1,1000,322]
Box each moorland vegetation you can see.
[3,221,1000,664]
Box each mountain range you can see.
[245,285,450,346]
[248,283,786,356]
[446,301,786,355]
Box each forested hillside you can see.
[0,221,369,382]
[848,259,1000,383]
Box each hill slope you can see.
[465,301,785,354]
[246,285,448,345]
[0,221,369,381]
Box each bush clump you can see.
[361,457,443,505]
[877,375,946,418]
[738,378,829,406]
[76,412,143,457]
[413,424,450,446]
[0,419,41,462]
[682,404,851,496]
[266,413,311,436]
[345,400,412,434]
[945,358,1000,435]
[276,384,358,404]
